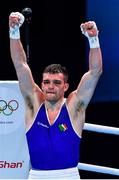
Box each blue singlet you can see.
[26,103,81,170]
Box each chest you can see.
[47,109,60,125]
[35,103,70,128]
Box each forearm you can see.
[10,39,27,68]
[89,48,102,76]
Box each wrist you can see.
[9,26,20,39]
[88,36,100,49]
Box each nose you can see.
[48,82,55,89]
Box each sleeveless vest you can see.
[26,103,81,170]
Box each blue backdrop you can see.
[86,0,119,102]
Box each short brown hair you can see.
[43,64,68,82]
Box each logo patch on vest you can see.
[58,123,68,132]
[37,122,49,128]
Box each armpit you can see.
[25,96,34,115]
[76,101,85,112]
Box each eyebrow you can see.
[43,80,62,84]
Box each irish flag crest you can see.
[58,123,68,132]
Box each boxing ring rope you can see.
[78,163,119,176]
[77,123,119,176]
[83,123,119,135]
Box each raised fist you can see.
[9,12,25,29]
[80,21,98,38]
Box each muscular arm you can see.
[9,12,45,129]
[9,13,44,101]
[67,21,102,136]
[69,21,102,110]
[76,47,102,108]
[10,39,35,96]
[9,12,45,131]
[75,21,102,109]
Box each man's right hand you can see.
[9,12,25,28]
[9,12,25,39]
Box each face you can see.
[41,73,69,102]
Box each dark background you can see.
[0,0,119,179]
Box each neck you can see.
[45,97,65,111]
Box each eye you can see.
[53,80,62,85]
[43,80,62,85]
[43,80,50,84]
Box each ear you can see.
[64,83,69,92]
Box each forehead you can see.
[43,73,64,80]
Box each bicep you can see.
[76,71,100,108]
